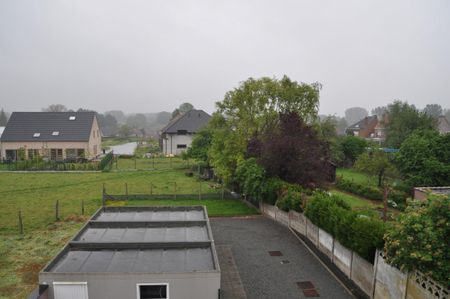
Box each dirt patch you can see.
[64,214,89,223]
[0,285,21,297]
[17,262,45,284]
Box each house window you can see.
[137,284,168,299]
[177,130,187,135]
[176,144,187,149]
[52,131,60,136]
[66,149,77,158]
[27,149,39,159]
[77,149,85,158]
[50,149,63,161]
[69,116,76,120]
[33,133,40,138]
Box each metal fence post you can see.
[18,210,23,235]
[174,182,177,200]
[81,199,85,215]
[199,182,202,200]
[55,200,60,221]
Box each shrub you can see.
[235,158,266,200]
[276,189,303,212]
[306,192,386,262]
[384,195,450,287]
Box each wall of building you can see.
[0,141,92,160]
[88,116,102,157]
[161,134,193,155]
[39,272,220,299]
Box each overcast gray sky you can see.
[1,0,449,116]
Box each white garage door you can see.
[54,282,88,299]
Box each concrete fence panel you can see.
[262,203,276,219]
[351,253,374,297]
[289,211,306,236]
[374,253,407,299]
[333,240,352,277]
[275,209,289,227]
[406,271,450,299]
[306,219,319,247]
[318,229,333,260]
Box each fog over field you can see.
[1,0,449,116]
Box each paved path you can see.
[211,216,352,299]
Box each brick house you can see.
[0,112,101,161]
[345,115,378,138]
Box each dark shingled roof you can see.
[161,109,211,134]
[346,115,378,131]
[0,112,96,142]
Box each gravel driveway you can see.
[211,216,353,299]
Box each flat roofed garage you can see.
[38,206,220,299]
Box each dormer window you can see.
[33,133,40,138]
[69,116,76,120]
[52,131,60,136]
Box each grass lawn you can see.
[0,169,257,298]
[330,189,382,209]
[109,198,259,217]
[336,168,378,186]
[115,156,191,170]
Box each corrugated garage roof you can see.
[0,112,96,142]
[42,206,219,274]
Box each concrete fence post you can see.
[371,250,380,299]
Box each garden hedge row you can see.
[305,192,386,262]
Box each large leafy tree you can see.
[42,104,68,112]
[209,76,321,184]
[186,128,213,163]
[337,135,367,167]
[253,112,331,188]
[384,195,450,287]
[396,130,450,187]
[423,103,443,118]
[355,150,397,187]
[384,101,436,148]
[344,107,368,125]
[172,102,194,119]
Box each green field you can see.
[336,168,378,185]
[0,169,257,298]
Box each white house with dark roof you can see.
[0,112,101,161]
[160,109,211,155]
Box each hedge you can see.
[305,192,386,262]
[335,176,407,209]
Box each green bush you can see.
[384,195,450,287]
[99,152,114,171]
[305,192,386,262]
[235,158,266,200]
[276,189,303,212]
